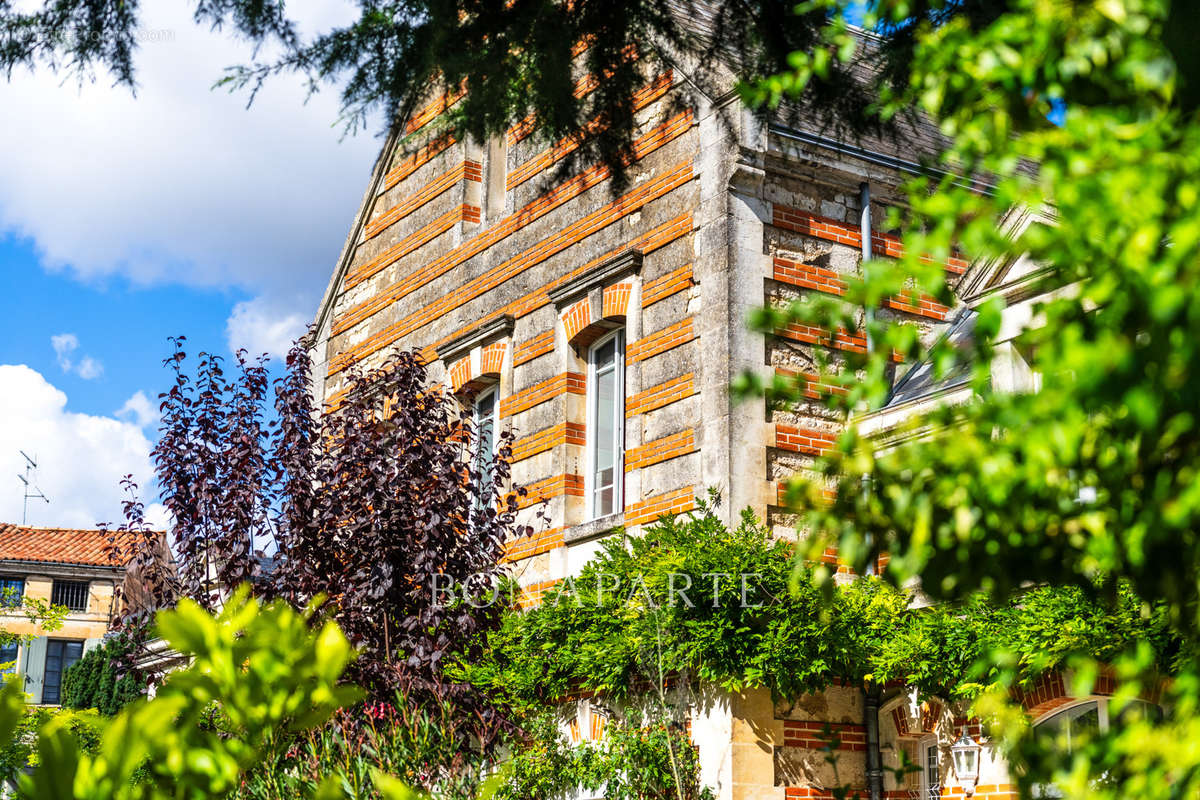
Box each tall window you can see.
[42,639,83,704]
[473,384,499,500]
[588,329,624,519]
[921,740,940,800]
[0,577,23,608]
[51,580,89,612]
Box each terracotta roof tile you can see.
[0,525,149,568]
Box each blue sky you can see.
[0,0,378,528]
[0,233,247,420]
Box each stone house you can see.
[0,525,138,705]
[307,28,1130,800]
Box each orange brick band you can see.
[642,264,694,307]
[783,720,867,751]
[504,529,565,563]
[513,330,556,365]
[405,86,465,135]
[625,429,696,472]
[500,372,586,419]
[515,578,562,608]
[507,77,678,190]
[775,424,836,456]
[365,161,478,241]
[626,486,695,526]
[626,373,696,417]
[511,422,587,463]
[777,322,867,354]
[401,215,689,376]
[774,367,847,400]
[628,317,695,363]
[328,162,694,376]
[328,216,690,412]
[332,118,692,337]
[517,473,585,509]
[347,204,476,290]
[505,44,640,146]
[382,134,456,193]
[772,205,968,275]
[773,256,949,321]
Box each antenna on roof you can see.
[16,451,49,526]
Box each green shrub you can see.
[61,635,143,716]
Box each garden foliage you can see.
[735,0,1200,796]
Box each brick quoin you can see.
[346,204,476,290]
[774,424,837,457]
[774,367,847,400]
[625,429,696,471]
[365,160,479,241]
[626,373,697,417]
[625,486,695,526]
[516,474,585,509]
[499,372,586,419]
[642,264,694,307]
[772,205,968,275]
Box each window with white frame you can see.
[473,384,499,506]
[920,738,940,800]
[588,329,624,519]
[1032,698,1162,797]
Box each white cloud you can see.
[49,333,104,379]
[51,333,78,372]
[0,365,155,529]
[226,296,307,359]
[0,0,378,350]
[76,356,104,380]
[116,390,158,430]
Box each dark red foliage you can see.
[118,336,530,749]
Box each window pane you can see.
[0,578,23,608]
[589,330,624,520]
[0,642,17,675]
[42,640,84,704]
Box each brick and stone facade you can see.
[308,42,1124,800]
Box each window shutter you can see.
[23,637,47,704]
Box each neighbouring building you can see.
[0,524,138,705]
[307,24,1137,800]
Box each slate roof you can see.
[0,525,143,568]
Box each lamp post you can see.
[951,727,982,796]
